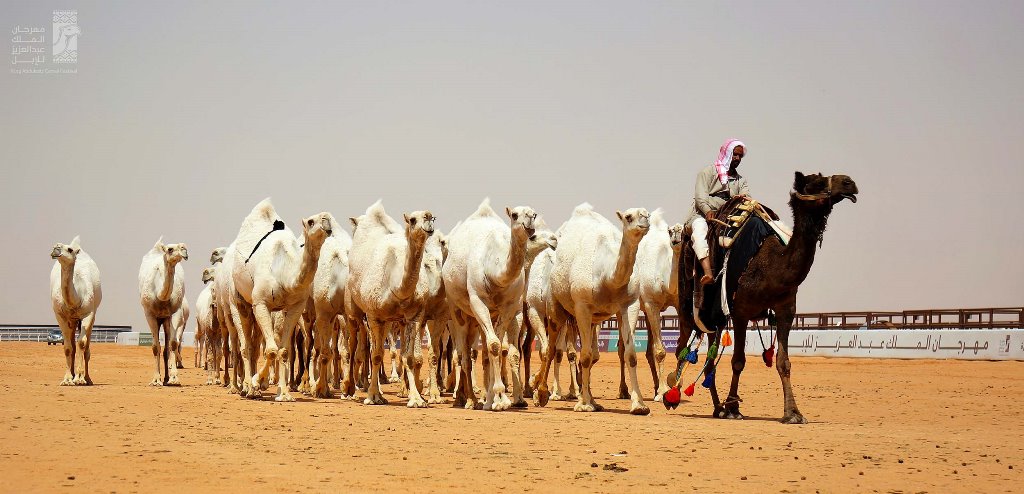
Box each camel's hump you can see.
[572,202,595,217]
[471,197,499,219]
[649,208,667,229]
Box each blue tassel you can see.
[701,369,716,388]
[686,349,699,364]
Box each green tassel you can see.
[708,343,718,361]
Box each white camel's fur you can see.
[619,210,685,401]
[309,216,353,399]
[49,236,102,386]
[442,198,538,411]
[138,237,188,386]
[230,198,335,402]
[541,203,651,414]
[345,201,436,407]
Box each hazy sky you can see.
[2,1,1022,331]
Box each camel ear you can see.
[404,213,416,226]
[616,210,625,222]
[794,172,807,191]
[505,207,513,218]
[349,217,359,228]
[69,236,81,249]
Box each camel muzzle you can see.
[50,247,62,259]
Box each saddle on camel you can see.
[664,171,858,424]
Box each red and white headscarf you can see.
[714,138,746,185]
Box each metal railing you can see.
[600,307,1024,332]
[0,324,132,343]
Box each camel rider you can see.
[685,138,749,285]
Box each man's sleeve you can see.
[739,178,750,197]
[695,167,729,214]
[695,168,716,215]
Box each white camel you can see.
[538,203,651,414]
[49,236,102,386]
[442,199,537,411]
[617,210,685,401]
[195,267,220,384]
[345,201,435,407]
[139,237,188,386]
[196,248,226,371]
[230,198,334,402]
[309,216,353,399]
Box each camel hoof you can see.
[148,379,163,387]
[363,395,388,406]
[781,414,807,425]
[630,403,651,416]
[406,397,428,408]
[72,376,87,385]
[59,379,74,386]
[166,377,181,386]
[573,403,598,412]
[511,400,528,409]
[227,385,240,395]
[246,388,263,400]
[388,376,401,384]
[550,393,564,401]
[535,389,550,407]
[523,386,534,399]
[726,411,745,420]
[618,388,630,400]
[427,395,444,405]
[275,393,295,402]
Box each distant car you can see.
[46,329,63,345]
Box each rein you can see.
[245,220,285,264]
[791,189,831,201]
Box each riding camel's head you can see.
[793,172,859,207]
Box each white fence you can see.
[602,328,1024,361]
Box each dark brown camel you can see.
[673,172,858,424]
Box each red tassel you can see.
[664,386,681,409]
[684,383,695,397]
[763,345,776,368]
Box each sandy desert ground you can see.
[1,342,1021,493]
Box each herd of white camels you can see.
[50,197,690,415]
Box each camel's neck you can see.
[286,240,321,293]
[59,260,82,308]
[492,229,529,289]
[607,233,642,289]
[393,233,427,300]
[668,246,682,298]
[157,260,176,301]
[780,199,832,286]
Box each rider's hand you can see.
[705,210,716,220]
